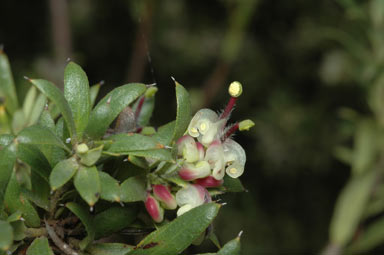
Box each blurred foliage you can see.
[3,0,384,254]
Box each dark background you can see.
[0,0,363,253]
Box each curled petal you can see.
[176,184,209,208]
[225,162,244,178]
[153,185,177,210]
[188,109,218,138]
[205,140,225,180]
[195,176,224,187]
[176,135,199,163]
[198,119,226,147]
[178,161,211,181]
[223,139,246,178]
[145,194,164,223]
[177,204,194,216]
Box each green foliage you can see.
[0,57,245,254]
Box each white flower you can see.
[223,139,246,178]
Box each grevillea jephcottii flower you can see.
[143,81,254,222]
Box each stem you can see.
[220,97,237,120]
[222,122,239,141]
[135,96,145,121]
[25,228,47,238]
[45,219,80,255]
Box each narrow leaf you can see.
[89,83,102,110]
[66,202,95,250]
[222,175,245,192]
[0,51,18,114]
[217,236,241,255]
[129,149,173,162]
[17,144,51,180]
[86,243,133,255]
[74,166,101,206]
[50,157,79,190]
[26,237,54,255]
[85,83,146,139]
[28,93,46,126]
[108,134,159,153]
[128,203,221,255]
[120,176,146,202]
[0,143,17,208]
[153,121,175,146]
[171,81,191,143]
[29,79,76,140]
[64,62,90,140]
[0,220,13,251]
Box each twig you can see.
[45,219,80,255]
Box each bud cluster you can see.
[144,81,253,222]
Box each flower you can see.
[175,184,211,216]
[223,139,246,178]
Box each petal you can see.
[177,204,194,216]
[176,135,199,163]
[178,161,211,181]
[205,140,225,180]
[225,162,244,178]
[195,176,224,187]
[196,142,205,160]
[175,184,208,208]
[188,109,218,138]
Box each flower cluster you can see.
[145,81,253,222]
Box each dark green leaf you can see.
[29,79,76,140]
[0,51,18,115]
[120,176,146,202]
[50,157,79,190]
[108,134,159,153]
[171,81,191,143]
[99,172,121,203]
[10,220,26,241]
[21,171,50,211]
[0,134,14,147]
[6,210,22,222]
[330,170,376,245]
[0,143,16,209]
[4,173,40,227]
[85,83,146,139]
[17,125,70,152]
[129,149,173,162]
[89,83,101,110]
[86,243,133,255]
[79,145,103,166]
[17,144,51,180]
[128,203,220,255]
[0,220,13,251]
[93,206,138,239]
[74,166,101,206]
[223,175,245,192]
[217,236,241,255]
[64,62,90,140]
[26,237,54,255]
[28,94,46,126]
[153,121,175,146]
[66,202,95,250]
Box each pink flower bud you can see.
[153,184,177,210]
[178,161,211,181]
[145,194,164,223]
[205,140,225,180]
[196,142,205,160]
[176,135,199,163]
[195,176,224,187]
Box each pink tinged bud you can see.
[196,142,205,160]
[176,135,199,163]
[153,185,177,210]
[205,140,225,180]
[188,109,218,138]
[195,176,224,187]
[178,161,211,181]
[223,139,246,178]
[145,195,164,223]
[176,184,210,209]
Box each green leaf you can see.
[50,157,79,190]
[23,86,37,121]
[217,236,241,255]
[28,93,46,126]
[10,220,26,241]
[17,144,51,180]
[85,83,146,139]
[79,145,103,166]
[6,210,22,222]
[89,82,102,110]
[0,143,17,209]
[153,121,175,146]
[64,62,90,140]
[347,216,384,253]
[108,134,159,153]
[0,220,13,251]
[29,79,76,140]
[0,134,14,147]
[86,243,133,255]
[128,203,220,255]
[223,175,245,192]
[21,173,50,211]
[120,176,146,202]
[171,81,191,143]
[128,149,173,162]
[11,109,26,134]
[26,237,54,255]
[74,166,101,206]
[132,95,155,127]
[93,206,138,239]
[330,170,376,246]
[99,172,121,203]
[0,51,18,115]
[66,202,95,250]
[4,173,40,227]
[17,125,70,152]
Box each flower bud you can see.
[176,184,210,210]
[145,194,164,223]
[176,135,199,163]
[195,176,224,187]
[76,143,89,154]
[223,139,246,178]
[178,161,211,181]
[205,140,225,180]
[153,184,177,210]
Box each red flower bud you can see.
[195,176,223,188]
[153,184,177,210]
[145,194,164,223]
